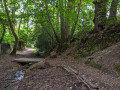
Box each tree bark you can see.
[0,25,6,43]
[93,0,107,32]
[108,0,119,24]
[45,1,60,44]
[4,0,18,55]
[60,0,65,43]
[18,17,22,35]
[70,0,82,38]
[64,0,74,41]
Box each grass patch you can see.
[115,65,120,73]
[33,49,39,54]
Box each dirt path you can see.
[0,47,120,90]
[0,49,90,90]
[46,55,120,90]
[17,48,36,57]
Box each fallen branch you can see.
[62,66,99,89]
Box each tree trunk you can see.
[45,1,60,44]
[64,0,74,41]
[93,0,107,32]
[60,0,65,43]
[4,0,18,55]
[0,25,6,43]
[18,18,22,35]
[70,0,82,38]
[108,0,119,24]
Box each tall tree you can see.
[0,25,6,43]
[4,0,18,55]
[45,1,60,44]
[70,0,82,38]
[93,0,108,32]
[108,0,119,24]
[59,0,65,43]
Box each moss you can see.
[11,80,15,83]
[13,67,18,71]
[85,60,102,69]
[85,60,108,72]
[115,65,120,73]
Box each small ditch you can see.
[0,68,25,89]
[14,69,25,81]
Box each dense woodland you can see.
[0,0,120,55]
[0,0,120,89]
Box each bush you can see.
[35,33,55,54]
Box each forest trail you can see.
[17,48,36,56]
[46,58,120,90]
[46,42,120,90]
[0,43,120,90]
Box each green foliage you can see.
[19,29,28,45]
[11,80,15,83]
[2,31,14,43]
[33,49,39,54]
[35,31,54,53]
[0,0,119,54]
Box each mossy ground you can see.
[85,60,108,72]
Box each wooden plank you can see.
[12,58,45,64]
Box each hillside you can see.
[68,22,120,75]
[77,22,120,58]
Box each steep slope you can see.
[85,42,120,77]
[77,22,120,57]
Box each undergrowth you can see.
[33,49,39,54]
[77,22,120,57]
